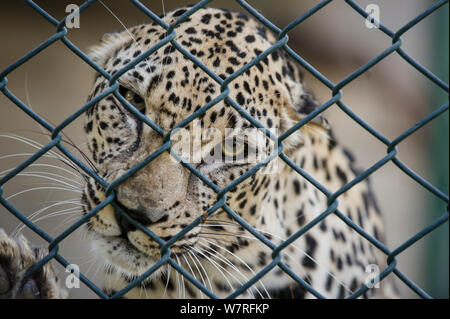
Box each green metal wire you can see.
[0,0,448,299]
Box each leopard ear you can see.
[287,89,330,130]
[279,79,331,149]
[87,31,130,66]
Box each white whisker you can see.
[182,254,201,298]
[201,222,353,294]
[14,207,82,235]
[99,0,139,44]
[12,199,84,236]
[6,186,82,201]
[197,241,258,298]
[174,260,181,298]
[176,255,187,299]
[28,208,82,225]
[189,250,214,295]
[1,162,82,181]
[58,214,83,229]
[0,153,84,179]
[186,252,206,299]
[190,246,235,294]
[36,198,85,207]
[163,264,171,297]
[199,238,270,298]
[0,134,87,177]
[0,171,82,189]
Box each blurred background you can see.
[0,0,448,298]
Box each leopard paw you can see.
[0,228,67,299]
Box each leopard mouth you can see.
[112,201,154,237]
[88,202,192,268]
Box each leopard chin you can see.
[90,232,159,277]
[89,223,199,278]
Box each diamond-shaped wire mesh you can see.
[0,0,448,299]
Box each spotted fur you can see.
[0,7,396,299]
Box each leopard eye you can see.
[222,137,246,158]
[119,85,146,111]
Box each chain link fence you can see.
[0,0,448,299]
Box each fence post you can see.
[427,2,449,298]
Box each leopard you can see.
[0,6,398,299]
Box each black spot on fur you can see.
[245,35,255,43]
[85,121,93,133]
[301,234,317,269]
[297,209,305,227]
[260,284,306,299]
[325,274,333,292]
[201,14,212,24]
[249,204,257,215]
[293,180,301,195]
[236,92,245,105]
[185,27,197,34]
[336,166,348,185]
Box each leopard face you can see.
[81,7,392,299]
